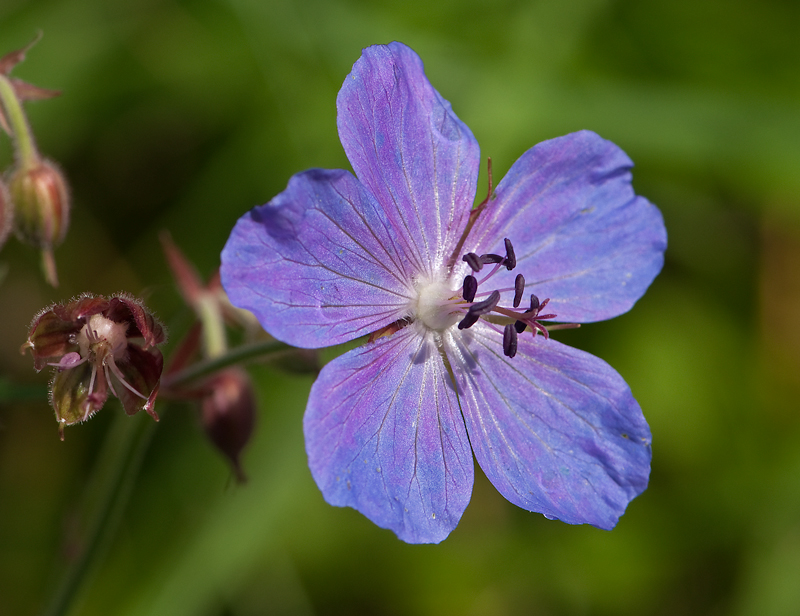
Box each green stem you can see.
[161,338,289,391]
[40,412,157,616]
[0,73,40,168]
[196,293,227,359]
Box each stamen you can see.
[503,324,518,358]
[476,261,504,286]
[107,356,148,400]
[48,352,87,370]
[458,290,500,330]
[457,312,480,330]
[87,365,97,397]
[468,290,500,317]
[105,363,119,399]
[462,252,483,272]
[462,275,478,302]
[83,364,99,421]
[513,274,525,308]
[451,232,571,356]
[480,253,503,265]
[503,238,516,270]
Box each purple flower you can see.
[221,42,667,543]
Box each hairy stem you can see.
[0,73,40,168]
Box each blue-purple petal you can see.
[467,130,667,323]
[221,168,415,348]
[337,42,481,277]
[304,326,474,544]
[448,323,651,529]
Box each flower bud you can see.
[0,178,11,249]
[200,368,256,483]
[8,159,70,249]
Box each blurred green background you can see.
[1,0,799,614]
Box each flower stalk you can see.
[196,292,227,359]
[161,338,288,392]
[0,72,38,168]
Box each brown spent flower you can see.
[21,293,166,440]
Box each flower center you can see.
[74,313,148,411]
[412,278,462,332]
[77,314,128,361]
[372,236,575,355]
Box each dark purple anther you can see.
[458,290,500,330]
[529,294,540,313]
[463,275,478,302]
[468,290,500,316]
[513,274,525,308]
[480,253,504,265]
[463,252,483,272]
[503,238,516,270]
[458,312,480,330]
[514,320,527,333]
[503,323,518,358]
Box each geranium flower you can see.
[221,42,667,543]
[22,293,165,440]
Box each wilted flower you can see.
[221,43,667,543]
[22,293,165,439]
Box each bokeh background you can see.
[1,0,800,614]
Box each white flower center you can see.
[412,278,460,332]
[77,314,128,360]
